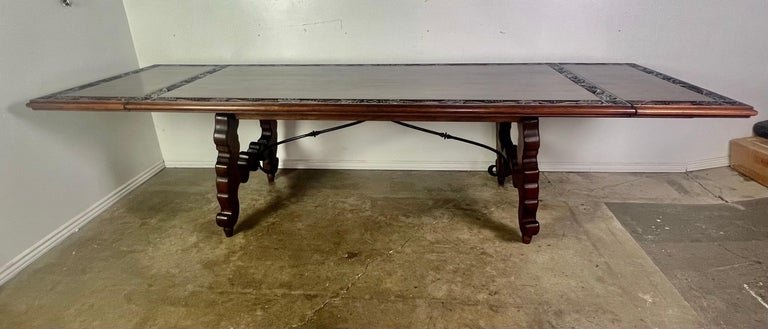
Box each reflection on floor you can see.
[0,167,765,328]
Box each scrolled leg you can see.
[514,118,541,244]
[214,114,241,237]
[495,122,516,186]
[258,120,279,182]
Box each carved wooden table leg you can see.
[495,122,515,186]
[514,117,541,244]
[258,120,279,182]
[214,114,241,237]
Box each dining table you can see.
[27,63,757,243]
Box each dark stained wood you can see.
[27,99,755,118]
[513,118,541,244]
[238,120,280,184]
[495,122,515,186]
[214,114,242,237]
[161,102,635,120]
[258,120,279,182]
[493,119,541,243]
[633,104,757,117]
[26,99,126,111]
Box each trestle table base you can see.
[213,114,541,243]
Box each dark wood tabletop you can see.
[27,63,756,120]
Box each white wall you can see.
[0,2,162,274]
[123,0,767,171]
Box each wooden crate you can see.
[730,136,768,187]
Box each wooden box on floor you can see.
[730,136,768,187]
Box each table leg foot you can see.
[265,157,278,183]
[222,225,234,238]
[521,222,540,244]
[515,118,541,244]
[214,114,241,237]
[217,213,235,237]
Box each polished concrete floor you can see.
[0,167,766,328]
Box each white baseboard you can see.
[166,158,728,172]
[539,162,687,172]
[686,156,729,172]
[0,161,165,287]
[165,160,492,171]
[517,157,727,172]
[281,159,493,171]
[164,161,215,168]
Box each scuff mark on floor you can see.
[743,283,768,310]
[705,262,759,273]
[638,293,655,306]
[294,19,343,31]
[290,259,373,328]
[290,235,414,327]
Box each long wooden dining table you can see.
[27,63,757,243]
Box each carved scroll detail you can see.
[496,119,541,243]
[214,114,241,237]
[514,118,541,244]
[240,120,280,183]
[495,122,516,186]
[258,120,279,182]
